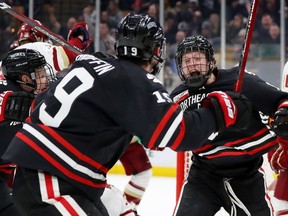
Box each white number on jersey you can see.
[39,67,94,127]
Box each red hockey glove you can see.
[268,138,288,173]
[201,91,252,131]
[271,101,288,138]
[3,91,35,122]
[67,21,91,50]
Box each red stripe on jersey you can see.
[147,104,179,149]
[0,168,13,174]
[52,47,61,72]
[44,172,55,198]
[206,139,278,159]
[193,127,269,154]
[170,119,185,150]
[38,124,109,174]
[224,128,269,147]
[16,132,107,188]
[177,93,189,103]
[0,163,15,169]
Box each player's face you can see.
[181,51,209,78]
[34,67,48,94]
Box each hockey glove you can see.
[271,101,288,138]
[67,21,91,50]
[0,91,13,121]
[201,91,252,131]
[268,137,288,173]
[3,91,35,122]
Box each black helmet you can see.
[115,13,166,75]
[176,35,215,87]
[2,48,54,92]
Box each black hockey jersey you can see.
[3,54,220,199]
[171,67,288,177]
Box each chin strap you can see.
[150,55,163,75]
[16,80,36,92]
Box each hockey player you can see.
[170,35,288,216]
[14,21,91,73]
[0,21,91,216]
[1,48,137,216]
[17,21,48,45]
[268,138,288,216]
[0,48,54,216]
[93,51,153,211]
[267,60,288,216]
[2,13,252,215]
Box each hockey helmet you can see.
[115,13,166,75]
[2,48,54,92]
[17,21,47,44]
[176,35,215,87]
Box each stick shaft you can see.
[0,2,82,55]
[234,0,259,92]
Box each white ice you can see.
[107,174,230,216]
[107,154,279,216]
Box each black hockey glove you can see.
[4,91,35,122]
[202,91,252,131]
[271,101,288,138]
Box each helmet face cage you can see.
[176,36,215,87]
[2,48,55,94]
[32,63,55,94]
[17,22,47,43]
[115,13,166,74]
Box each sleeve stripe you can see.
[158,110,184,148]
[170,119,186,150]
[148,103,180,148]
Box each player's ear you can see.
[21,74,30,82]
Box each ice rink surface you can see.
[108,155,278,216]
[108,174,233,216]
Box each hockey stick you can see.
[0,2,82,55]
[234,0,259,92]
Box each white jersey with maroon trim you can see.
[15,42,72,75]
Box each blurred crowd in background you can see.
[0,0,286,90]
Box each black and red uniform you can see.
[171,67,287,216]
[0,79,23,216]
[3,54,220,215]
